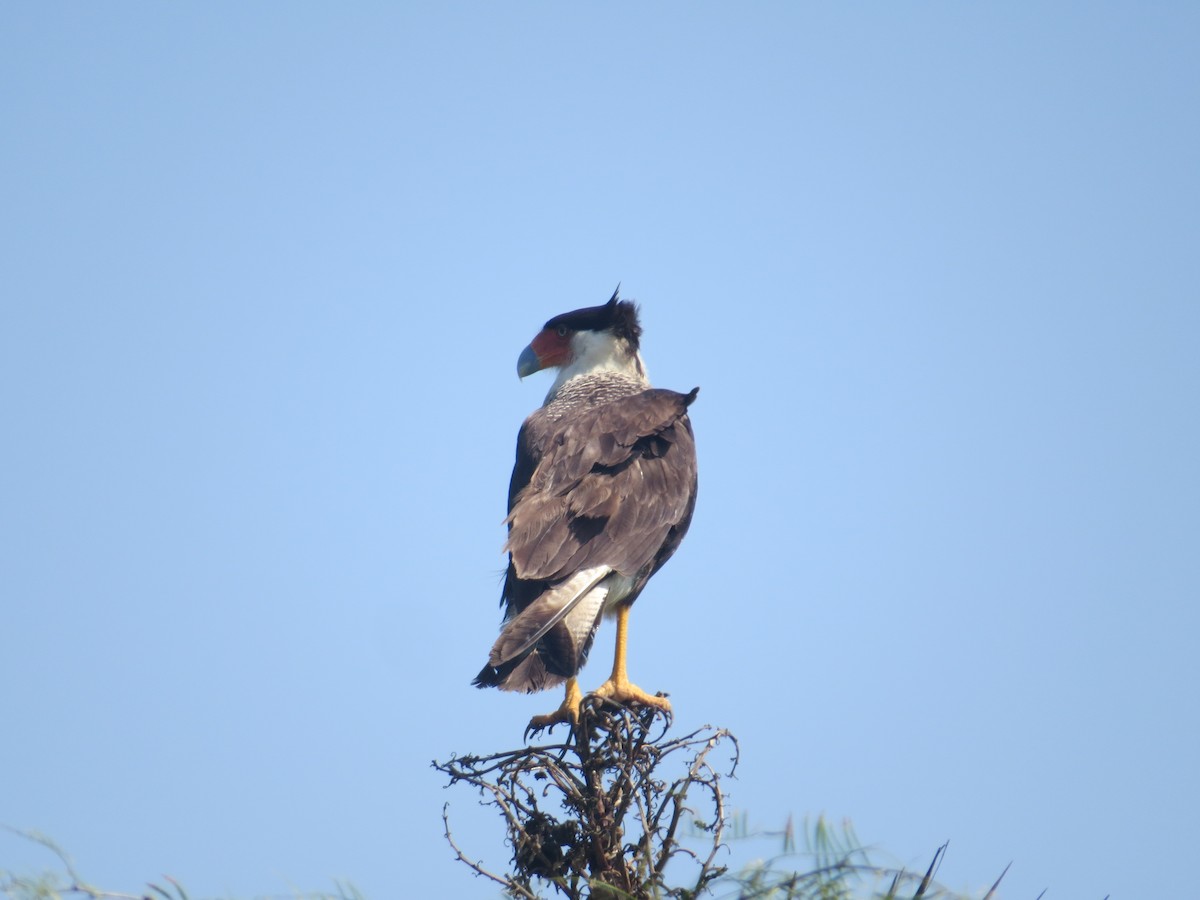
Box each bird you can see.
[473,287,699,732]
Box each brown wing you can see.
[505,386,698,588]
[474,386,698,692]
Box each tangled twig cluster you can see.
[434,699,737,900]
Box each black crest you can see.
[543,286,642,349]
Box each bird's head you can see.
[518,287,647,397]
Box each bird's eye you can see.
[556,325,569,337]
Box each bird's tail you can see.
[473,566,610,693]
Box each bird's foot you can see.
[591,676,672,714]
[524,679,583,741]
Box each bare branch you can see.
[434,703,735,899]
[440,802,536,899]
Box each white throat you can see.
[545,330,648,404]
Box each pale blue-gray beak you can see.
[517,343,541,378]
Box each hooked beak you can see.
[517,343,541,378]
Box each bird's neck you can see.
[544,337,648,406]
[543,370,648,416]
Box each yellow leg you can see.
[525,677,583,736]
[592,605,671,713]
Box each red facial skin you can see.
[527,328,572,371]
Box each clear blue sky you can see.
[3,5,1197,899]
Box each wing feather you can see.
[506,388,697,583]
[477,386,698,693]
